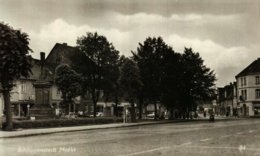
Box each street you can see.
[1,119,260,156]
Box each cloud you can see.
[166,34,255,86]
[28,18,131,58]
[27,13,258,87]
[27,12,245,58]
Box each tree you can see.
[132,37,173,120]
[119,58,142,122]
[179,48,216,117]
[102,55,126,117]
[160,51,182,119]
[0,22,32,130]
[55,64,82,114]
[76,32,119,118]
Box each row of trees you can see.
[0,20,216,130]
[55,32,216,121]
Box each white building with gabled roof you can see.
[236,58,260,116]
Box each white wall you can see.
[237,75,260,116]
[10,80,35,102]
[51,85,62,101]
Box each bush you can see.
[13,117,123,129]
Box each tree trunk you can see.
[138,95,143,119]
[170,108,174,120]
[154,102,157,120]
[114,95,118,117]
[93,101,97,118]
[3,88,13,131]
[130,102,136,122]
[91,88,99,118]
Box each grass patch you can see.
[13,117,123,129]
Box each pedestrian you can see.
[209,113,215,122]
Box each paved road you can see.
[1,119,260,156]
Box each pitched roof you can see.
[45,43,95,72]
[236,58,260,78]
[21,59,53,81]
[45,43,80,72]
[46,43,77,62]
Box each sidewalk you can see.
[0,117,241,138]
[0,120,174,138]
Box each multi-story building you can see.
[217,82,237,116]
[236,58,260,117]
[0,43,78,119]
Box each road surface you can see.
[1,119,260,156]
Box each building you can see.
[0,43,79,119]
[0,57,55,118]
[235,58,260,117]
[217,82,237,116]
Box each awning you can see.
[253,103,260,107]
[11,100,34,105]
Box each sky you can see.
[0,0,259,87]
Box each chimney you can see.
[62,43,67,46]
[40,52,45,80]
[40,52,45,62]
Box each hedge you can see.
[13,117,123,129]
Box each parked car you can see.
[96,112,104,117]
[146,112,155,118]
[88,112,104,117]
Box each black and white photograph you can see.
[0,0,260,155]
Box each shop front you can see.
[253,103,260,116]
[11,101,34,118]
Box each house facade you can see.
[0,44,74,119]
[0,55,64,119]
[217,82,237,116]
[236,58,260,117]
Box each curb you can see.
[0,120,173,138]
[0,118,243,138]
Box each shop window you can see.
[254,107,260,115]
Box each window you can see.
[256,76,260,84]
[21,81,26,93]
[241,77,247,86]
[241,89,247,100]
[57,89,61,95]
[256,89,260,99]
